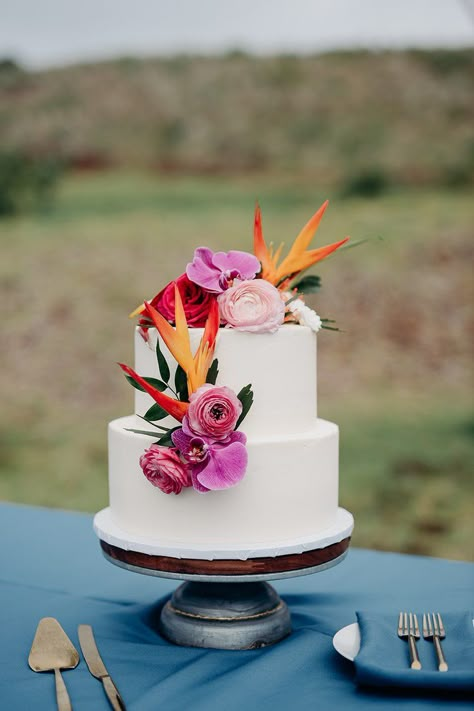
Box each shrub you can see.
[0,57,26,90]
[340,168,390,199]
[0,151,63,217]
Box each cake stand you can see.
[94,507,353,650]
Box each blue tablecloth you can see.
[0,502,472,710]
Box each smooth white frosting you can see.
[94,506,353,560]
[105,324,344,557]
[134,325,317,438]
[108,415,339,547]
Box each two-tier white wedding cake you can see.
[95,201,353,559]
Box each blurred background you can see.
[1,1,473,560]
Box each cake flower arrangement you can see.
[120,201,349,495]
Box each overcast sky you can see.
[1,0,473,69]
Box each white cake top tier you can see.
[134,325,317,439]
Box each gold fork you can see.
[398,612,422,669]
[423,613,448,672]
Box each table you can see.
[0,502,472,710]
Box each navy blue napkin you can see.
[354,611,474,691]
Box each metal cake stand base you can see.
[97,520,352,650]
[159,580,291,650]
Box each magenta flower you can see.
[139,445,191,495]
[187,384,242,441]
[218,278,285,333]
[186,247,261,293]
[172,426,248,492]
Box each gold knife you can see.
[78,625,126,711]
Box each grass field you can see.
[1,173,473,560]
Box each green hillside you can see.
[1,50,473,189]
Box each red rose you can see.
[141,273,216,331]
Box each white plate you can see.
[333,622,360,661]
[333,618,474,661]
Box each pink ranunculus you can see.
[217,279,285,333]
[186,384,242,440]
[139,445,192,495]
[144,273,217,328]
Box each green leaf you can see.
[284,294,299,307]
[124,428,160,439]
[144,403,169,421]
[235,384,254,430]
[339,234,384,251]
[137,415,169,431]
[156,426,181,447]
[145,377,168,390]
[292,274,321,293]
[174,365,189,402]
[321,324,343,332]
[320,317,342,331]
[206,358,219,385]
[125,375,168,392]
[125,375,144,391]
[155,337,170,383]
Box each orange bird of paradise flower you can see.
[119,285,219,421]
[143,288,219,395]
[254,200,349,290]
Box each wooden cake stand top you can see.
[95,507,354,582]
[100,535,351,582]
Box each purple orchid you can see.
[186,247,261,294]
[172,420,248,492]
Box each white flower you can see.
[284,295,322,332]
[298,303,322,332]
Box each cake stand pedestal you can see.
[94,507,353,650]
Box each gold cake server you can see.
[78,624,126,710]
[28,617,79,711]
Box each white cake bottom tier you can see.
[108,415,339,548]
